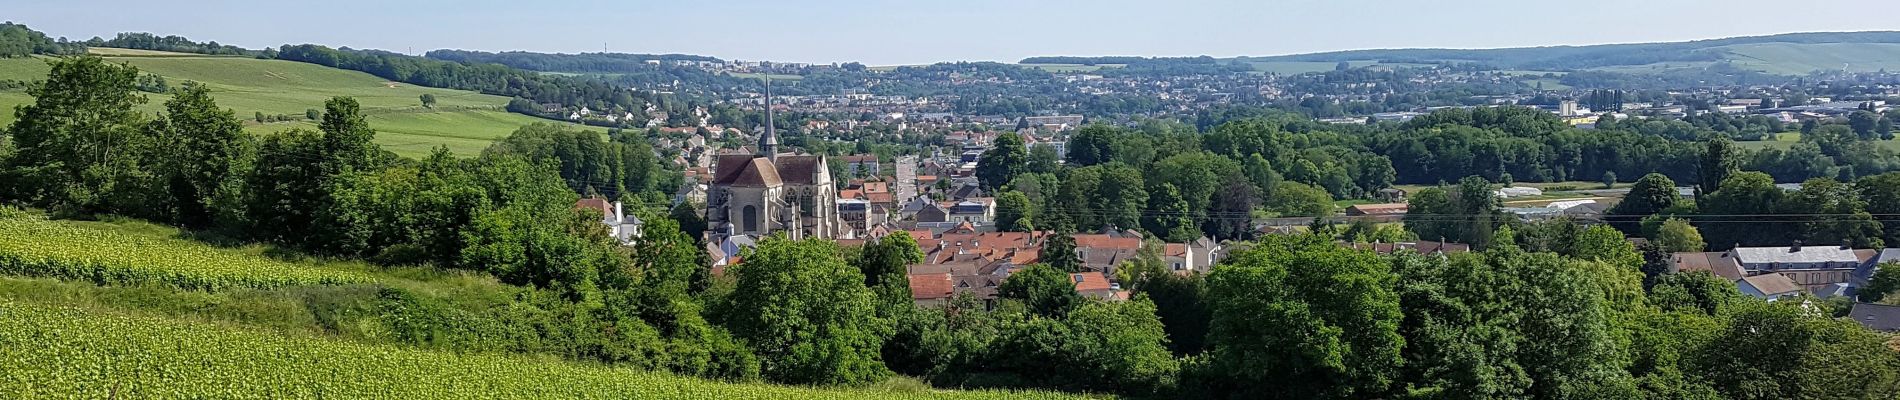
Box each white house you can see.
[576,198,643,245]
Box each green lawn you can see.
[0,55,585,158]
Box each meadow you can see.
[0,52,593,158]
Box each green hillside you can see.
[1206,31,1900,75]
[0,51,593,157]
[0,302,1084,399]
[1717,42,1900,75]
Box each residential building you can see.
[1737,274,1804,301]
[1848,303,1900,332]
[574,198,642,244]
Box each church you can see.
[705,79,842,241]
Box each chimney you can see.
[1841,239,1852,250]
[613,201,624,222]
[1791,240,1803,252]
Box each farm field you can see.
[0,214,377,290]
[0,52,586,158]
[0,301,1087,400]
[1717,42,1900,75]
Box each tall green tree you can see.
[150,81,250,227]
[1698,138,1741,196]
[1025,143,1060,174]
[998,263,1085,318]
[1862,262,1900,303]
[723,236,888,385]
[857,231,923,318]
[1065,125,1118,166]
[1143,183,1197,242]
[0,56,149,213]
[1041,233,1083,272]
[974,132,1026,191]
[1611,173,1681,218]
[1202,234,1403,398]
[1655,218,1706,252]
[1788,178,1883,248]
[1697,172,1789,248]
[994,190,1035,232]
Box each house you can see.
[1729,243,1865,294]
[1071,271,1119,301]
[913,201,951,224]
[1848,303,1900,332]
[1670,252,1746,280]
[575,198,642,244]
[1737,274,1803,301]
[840,154,880,176]
[946,198,994,224]
[907,261,1010,308]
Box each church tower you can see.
[759,76,778,161]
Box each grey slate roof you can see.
[1732,246,1861,265]
[1848,303,1900,332]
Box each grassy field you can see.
[1520,77,1571,91]
[0,302,1087,399]
[85,47,208,57]
[0,54,585,158]
[1717,42,1900,75]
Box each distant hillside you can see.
[1241,31,1900,74]
[425,49,723,73]
[0,52,588,157]
[1024,32,1900,75]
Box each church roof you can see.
[713,154,758,184]
[730,158,783,186]
[775,155,824,185]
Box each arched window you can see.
[742,205,758,233]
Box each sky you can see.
[11,0,1900,65]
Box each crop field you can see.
[0,215,375,290]
[0,302,1090,399]
[0,55,584,158]
[1717,42,1900,75]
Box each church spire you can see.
[759,76,778,161]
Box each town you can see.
[4,6,1900,399]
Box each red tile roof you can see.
[909,273,955,300]
[1071,272,1112,292]
[1073,234,1141,250]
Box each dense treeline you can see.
[276,44,660,118]
[426,49,721,73]
[85,32,257,56]
[0,22,85,58]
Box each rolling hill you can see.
[1236,31,1900,75]
[1023,31,1900,76]
[0,50,594,157]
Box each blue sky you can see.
[11,0,1900,65]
